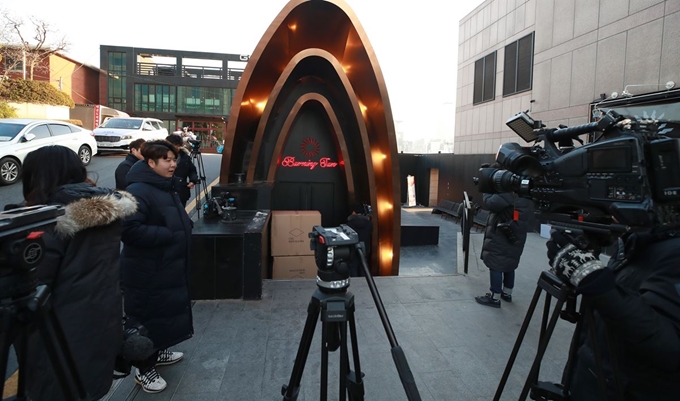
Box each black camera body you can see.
[0,205,64,298]
[309,225,359,291]
[475,110,680,242]
[187,139,201,153]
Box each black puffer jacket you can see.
[115,153,139,190]
[569,232,680,400]
[480,193,533,272]
[173,148,198,205]
[121,161,194,350]
[20,183,137,401]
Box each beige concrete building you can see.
[455,0,680,154]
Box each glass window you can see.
[28,125,51,140]
[134,84,175,113]
[473,52,496,104]
[503,32,534,97]
[48,124,72,136]
[177,86,234,115]
[108,51,127,110]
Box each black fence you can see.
[398,153,495,207]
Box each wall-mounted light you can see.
[288,23,297,32]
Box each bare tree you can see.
[0,10,69,80]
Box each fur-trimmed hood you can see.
[54,187,138,237]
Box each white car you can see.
[93,117,168,153]
[0,119,98,185]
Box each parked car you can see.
[0,119,98,185]
[93,117,168,153]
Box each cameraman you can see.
[166,135,198,207]
[476,163,533,308]
[548,228,680,400]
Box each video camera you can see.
[0,205,64,298]
[187,139,201,153]
[474,109,680,246]
[309,225,360,291]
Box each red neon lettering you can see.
[280,156,339,170]
[319,157,338,168]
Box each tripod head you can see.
[187,139,201,155]
[0,205,64,299]
[309,225,360,293]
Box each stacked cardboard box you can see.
[270,210,321,279]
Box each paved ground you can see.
[105,208,579,401]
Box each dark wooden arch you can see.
[220,0,401,275]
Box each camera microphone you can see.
[121,321,156,361]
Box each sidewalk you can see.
[106,212,578,401]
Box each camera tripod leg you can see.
[0,286,91,401]
[494,284,543,401]
[282,296,322,401]
[345,306,365,401]
[0,308,17,397]
[494,271,571,401]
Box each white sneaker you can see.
[134,367,167,393]
[156,349,184,366]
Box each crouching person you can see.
[16,145,137,401]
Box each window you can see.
[473,52,496,104]
[48,124,72,136]
[4,54,24,72]
[503,32,534,97]
[134,84,175,113]
[108,52,127,110]
[177,86,234,115]
[27,125,51,140]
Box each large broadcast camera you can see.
[474,109,680,247]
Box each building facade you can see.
[455,0,680,154]
[99,46,247,149]
[1,49,100,104]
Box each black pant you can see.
[134,351,159,374]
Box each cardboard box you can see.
[272,255,318,279]
[271,210,321,256]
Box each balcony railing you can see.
[136,62,244,81]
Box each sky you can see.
[3,0,481,142]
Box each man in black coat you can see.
[165,135,198,206]
[476,191,533,307]
[120,140,194,393]
[115,138,146,190]
[547,228,680,400]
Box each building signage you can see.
[280,137,339,170]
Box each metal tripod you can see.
[190,149,209,218]
[0,282,91,401]
[281,247,422,401]
[281,287,364,401]
[493,270,611,401]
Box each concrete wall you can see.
[8,102,70,119]
[455,0,680,154]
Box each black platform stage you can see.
[400,207,439,247]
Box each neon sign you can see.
[280,156,338,170]
[279,137,340,170]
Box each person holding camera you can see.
[120,140,194,393]
[547,228,680,400]
[165,135,198,207]
[476,170,533,308]
[15,145,137,401]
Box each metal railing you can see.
[136,62,244,81]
